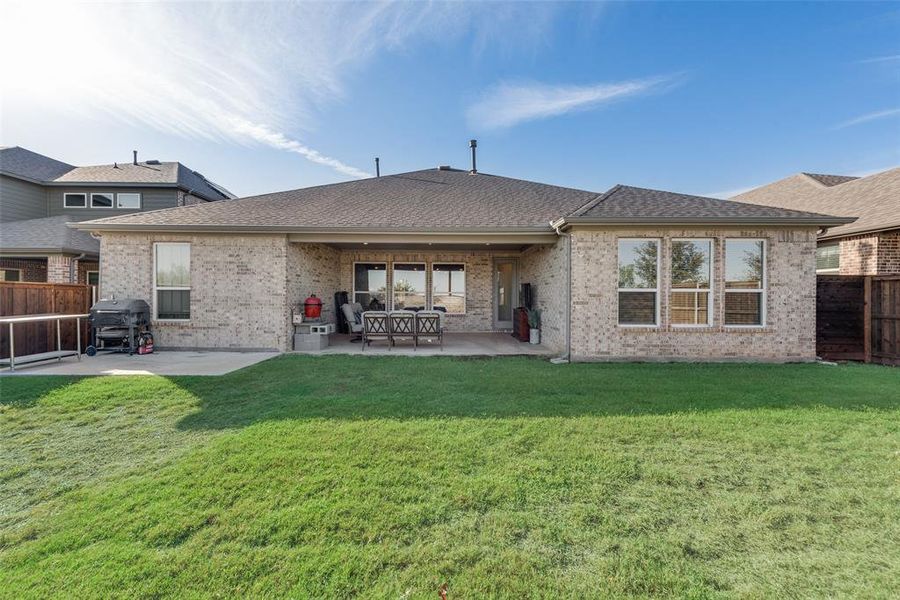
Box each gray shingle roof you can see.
[0,215,99,255]
[0,146,233,202]
[72,168,853,233]
[566,185,851,224]
[72,168,601,231]
[733,167,899,238]
[802,173,859,187]
[55,162,234,202]
[0,146,75,181]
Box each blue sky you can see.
[1,1,898,198]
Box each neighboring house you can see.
[732,168,900,275]
[0,146,234,285]
[72,165,852,361]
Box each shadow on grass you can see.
[0,376,82,408]
[170,354,900,431]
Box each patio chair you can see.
[415,311,443,350]
[388,310,416,350]
[361,311,389,350]
[341,302,363,342]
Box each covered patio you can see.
[288,232,568,355]
[294,332,555,357]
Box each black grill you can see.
[88,298,152,355]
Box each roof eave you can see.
[559,216,856,227]
[68,222,558,235]
[0,247,99,257]
[0,170,47,186]
[818,222,900,241]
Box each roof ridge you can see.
[568,185,622,217]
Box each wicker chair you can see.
[388,311,416,350]
[361,311,389,350]
[415,311,443,350]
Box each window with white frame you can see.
[670,239,713,326]
[618,239,660,326]
[816,243,840,273]
[116,192,141,209]
[724,239,765,326]
[1,268,22,282]
[432,263,466,314]
[64,193,87,208]
[353,262,387,310]
[154,242,190,320]
[86,270,99,286]
[392,263,426,310]
[90,192,114,208]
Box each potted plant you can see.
[527,308,542,344]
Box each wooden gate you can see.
[816,276,865,361]
[817,275,900,366]
[0,282,91,359]
[869,276,900,366]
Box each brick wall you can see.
[519,237,567,353]
[76,260,100,285]
[0,257,47,282]
[287,243,342,341]
[100,233,290,351]
[838,234,880,275]
[835,229,900,275]
[46,254,72,283]
[878,230,900,273]
[569,226,818,362]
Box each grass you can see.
[1,356,898,598]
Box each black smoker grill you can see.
[87,298,152,356]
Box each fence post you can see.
[863,276,872,364]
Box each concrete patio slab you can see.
[0,351,279,376]
[292,332,555,357]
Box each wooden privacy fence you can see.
[817,275,900,366]
[0,282,92,359]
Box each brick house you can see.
[0,146,233,285]
[732,167,899,275]
[72,166,852,361]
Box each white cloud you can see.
[0,1,557,180]
[467,75,682,130]
[857,54,900,64]
[836,108,900,129]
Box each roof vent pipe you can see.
[375,157,380,178]
[133,150,138,165]
[469,139,477,174]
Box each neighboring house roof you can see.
[802,173,860,187]
[0,146,234,202]
[732,167,899,239]
[72,166,852,235]
[0,215,100,255]
[0,146,75,181]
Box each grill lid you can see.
[90,298,151,314]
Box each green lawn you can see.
[1,357,898,598]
